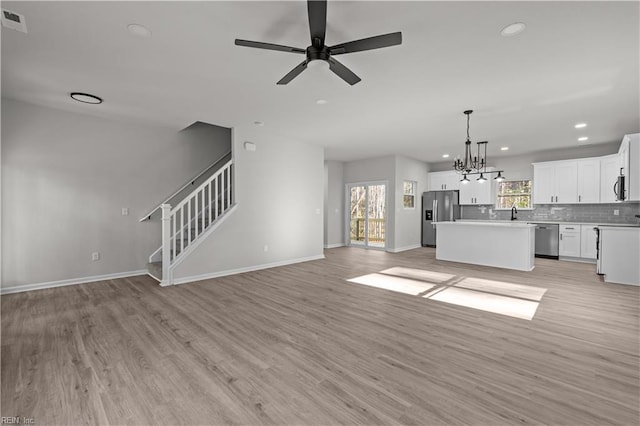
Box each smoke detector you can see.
[2,9,27,33]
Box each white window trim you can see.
[495,179,533,210]
[403,180,416,210]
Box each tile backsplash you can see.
[461,202,640,224]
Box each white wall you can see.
[171,127,324,282]
[324,160,344,248]
[394,156,429,252]
[1,98,230,290]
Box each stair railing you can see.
[140,151,232,222]
[161,159,233,281]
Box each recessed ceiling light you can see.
[575,123,587,129]
[70,92,102,104]
[316,99,328,105]
[253,121,264,126]
[500,147,509,151]
[578,137,589,142]
[127,23,152,38]
[501,22,526,37]
[442,154,450,158]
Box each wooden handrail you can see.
[139,151,231,221]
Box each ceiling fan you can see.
[234,0,402,86]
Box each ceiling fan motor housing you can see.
[307,45,330,64]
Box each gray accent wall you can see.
[343,155,396,250]
[338,154,429,252]
[171,128,324,280]
[1,98,231,289]
[394,155,429,251]
[324,160,345,248]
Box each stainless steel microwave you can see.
[614,174,626,201]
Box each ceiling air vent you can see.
[1,9,27,33]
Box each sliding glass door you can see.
[347,183,386,249]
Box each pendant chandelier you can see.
[452,109,505,183]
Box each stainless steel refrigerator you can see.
[421,191,460,247]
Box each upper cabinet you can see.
[427,171,460,191]
[533,158,603,204]
[576,158,601,203]
[459,168,495,205]
[533,160,578,204]
[619,133,640,201]
[600,154,621,203]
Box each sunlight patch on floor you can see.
[455,277,548,301]
[347,273,436,295]
[347,267,548,320]
[380,267,454,284]
[426,287,540,320]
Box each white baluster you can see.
[161,204,171,284]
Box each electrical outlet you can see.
[121,207,129,216]
[92,252,100,261]
[613,209,619,216]
[263,245,269,252]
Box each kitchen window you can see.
[497,180,532,209]
[403,181,416,209]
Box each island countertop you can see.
[437,221,536,229]
[434,221,535,271]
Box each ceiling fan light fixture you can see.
[307,59,329,69]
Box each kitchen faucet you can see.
[511,205,518,221]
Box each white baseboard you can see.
[1,270,148,295]
[172,254,326,286]
[324,243,345,249]
[388,244,422,253]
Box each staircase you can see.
[144,158,235,285]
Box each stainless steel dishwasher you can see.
[533,223,559,259]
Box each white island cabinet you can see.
[435,222,536,271]
[599,226,640,285]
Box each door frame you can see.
[344,180,388,251]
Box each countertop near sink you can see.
[457,219,640,227]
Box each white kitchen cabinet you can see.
[459,169,496,205]
[618,133,640,201]
[580,224,597,259]
[559,224,581,257]
[428,171,460,191]
[533,160,577,204]
[555,161,578,203]
[600,154,621,203]
[576,158,600,203]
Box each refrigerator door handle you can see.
[432,200,438,227]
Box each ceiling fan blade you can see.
[235,39,305,54]
[329,32,402,55]
[307,0,327,47]
[277,61,308,85]
[328,57,361,85]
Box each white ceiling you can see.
[2,1,639,163]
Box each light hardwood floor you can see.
[2,247,639,425]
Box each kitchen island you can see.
[435,221,536,271]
